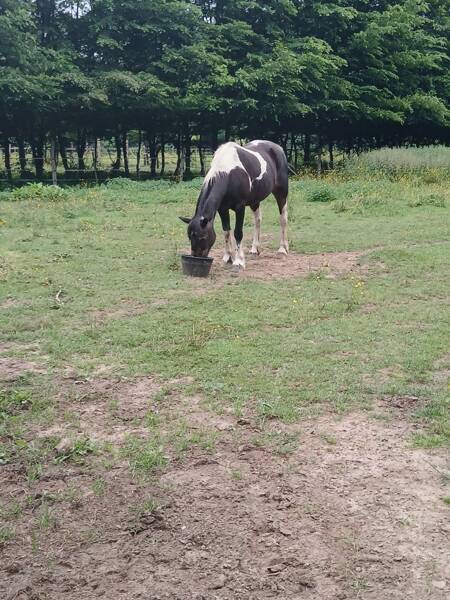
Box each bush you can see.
[10,183,69,202]
[305,184,337,203]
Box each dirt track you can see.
[1,373,448,600]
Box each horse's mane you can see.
[195,171,229,214]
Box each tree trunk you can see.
[288,133,294,163]
[149,134,158,177]
[93,136,99,183]
[174,132,181,177]
[179,145,185,182]
[328,142,334,170]
[293,135,299,170]
[211,126,219,150]
[51,137,58,185]
[121,131,129,176]
[113,134,122,170]
[183,126,192,181]
[17,138,27,178]
[76,128,86,172]
[198,144,206,177]
[3,138,13,182]
[224,123,230,142]
[303,133,311,167]
[317,140,323,175]
[160,134,165,177]
[58,136,70,171]
[136,129,142,179]
[32,137,45,179]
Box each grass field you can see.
[1,160,449,598]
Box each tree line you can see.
[0,0,449,181]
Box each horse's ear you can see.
[200,216,208,228]
[179,216,192,224]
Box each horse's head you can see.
[179,215,216,257]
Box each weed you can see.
[92,478,106,496]
[0,389,32,418]
[0,500,22,520]
[0,525,15,545]
[122,435,167,476]
[54,437,97,464]
[320,433,338,445]
[36,502,55,530]
[442,496,450,505]
[130,497,159,518]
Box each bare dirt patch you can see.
[89,300,149,324]
[211,247,366,282]
[0,356,47,382]
[1,387,448,600]
[182,237,372,287]
[37,375,164,445]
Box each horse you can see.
[179,140,289,269]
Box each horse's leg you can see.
[219,208,233,264]
[249,204,261,256]
[274,190,289,255]
[233,206,246,269]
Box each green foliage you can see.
[0,0,449,183]
[11,183,69,202]
[305,184,337,203]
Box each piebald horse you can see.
[180,140,289,269]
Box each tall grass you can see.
[344,146,450,181]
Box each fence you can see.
[0,141,216,185]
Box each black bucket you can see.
[181,254,213,277]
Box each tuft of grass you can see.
[36,501,55,530]
[130,497,159,518]
[170,421,218,454]
[54,437,97,464]
[91,477,106,497]
[122,435,167,476]
[0,389,32,418]
[0,525,15,545]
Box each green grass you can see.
[1,161,449,451]
[343,145,450,180]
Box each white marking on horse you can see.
[233,242,246,269]
[205,142,251,189]
[250,207,261,255]
[278,203,289,255]
[225,230,245,268]
[223,230,234,264]
[241,147,267,186]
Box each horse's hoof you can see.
[277,247,288,256]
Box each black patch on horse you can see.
[236,147,261,181]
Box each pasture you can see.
[1,156,449,598]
